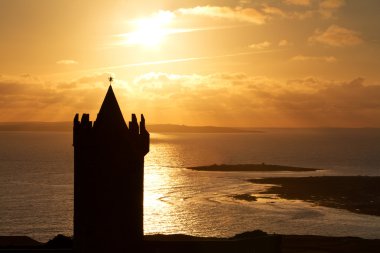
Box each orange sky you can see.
[1,0,380,127]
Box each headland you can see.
[188,163,319,172]
[250,176,380,216]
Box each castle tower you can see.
[73,85,149,252]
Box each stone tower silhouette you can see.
[73,85,149,252]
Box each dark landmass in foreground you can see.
[250,176,380,216]
[188,163,319,172]
[281,235,380,253]
[0,231,278,253]
[1,232,380,253]
[0,122,259,133]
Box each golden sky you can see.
[1,0,380,127]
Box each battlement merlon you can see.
[128,113,149,155]
[129,114,139,136]
[139,114,150,155]
[74,113,79,127]
[73,113,93,147]
[73,113,93,127]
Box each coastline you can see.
[249,176,380,216]
[187,163,319,172]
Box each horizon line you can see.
[0,121,379,129]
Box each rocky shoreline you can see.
[250,176,380,216]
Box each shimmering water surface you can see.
[1,129,380,242]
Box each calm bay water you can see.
[1,129,380,242]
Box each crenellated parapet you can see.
[73,112,149,156]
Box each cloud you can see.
[56,59,78,65]
[262,4,312,20]
[270,77,380,127]
[320,0,345,9]
[291,55,337,62]
[319,0,346,18]
[249,41,271,49]
[129,72,380,127]
[177,6,267,24]
[0,73,113,121]
[283,0,311,6]
[261,5,286,17]
[114,0,347,48]
[111,5,271,48]
[239,0,251,5]
[2,72,380,127]
[263,0,345,20]
[308,25,363,47]
[278,39,291,46]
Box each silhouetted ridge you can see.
[94,85,127,130]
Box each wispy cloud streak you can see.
[47,49,285,77]
[112,24,252,47]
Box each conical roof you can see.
[94,85,127,130]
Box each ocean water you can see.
[0,129,380,242]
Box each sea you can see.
[1,128,380,242]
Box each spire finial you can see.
[109,76,113,86]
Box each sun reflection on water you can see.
[2,132,380,242]
[143,133,380,239]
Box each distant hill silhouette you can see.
[147,124,261,133]
[0,122,260,133]
[0,122,71,132]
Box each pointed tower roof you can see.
[94,85,127,130]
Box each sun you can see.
[123,11,174,48]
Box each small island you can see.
[187,163,319,172]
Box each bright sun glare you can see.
[124,11,174,48]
